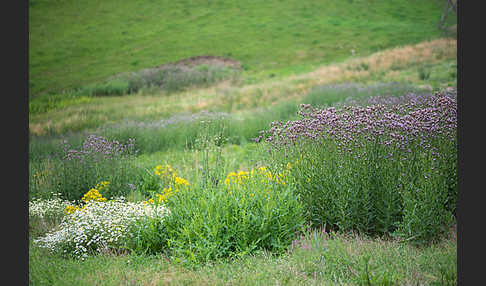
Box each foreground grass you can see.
[29,0,454,96]
[30,228,456,286]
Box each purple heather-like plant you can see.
[259,90,456,157]
[63,135,138,161]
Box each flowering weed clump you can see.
[62,181,110,215]
[142,164,190,204]
[261,90,457,244]
[34,194,168,259]
[63,134,137,161]
[29,193,72,220]
[81,181,109,203]
[31,134,140,201]
[223,166,289,194]
[161,166,304,265]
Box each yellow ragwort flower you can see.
[81,188,107,203]
[175,177,189,186]
[64,205,82,214]
[154,164,177,178]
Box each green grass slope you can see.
[29,0,453,96]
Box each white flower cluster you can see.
[33,197,168,259]
[29,193,72,220]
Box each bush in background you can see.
[81,79,131,96]
[114,64,239,95]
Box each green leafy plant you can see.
[162,166,305,266]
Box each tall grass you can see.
[124,135,305,265]
[29,135,142,201]
[121,64,239,95]
[121,126,305,265]
[160,177,305,265]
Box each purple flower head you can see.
[63,134,138,161]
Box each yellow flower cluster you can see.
[154,164,177,178]
[64,181,109,214]
[82,188,107,203]
[224,170,249,186]
[64,205,82,214]
[222,166,292,198]
[145,164,189,205]
[224,166,289,189]
[175,176,189,186]
[97,181,110,189]
[145,187,173,205]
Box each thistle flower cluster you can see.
[34,197,168,259]
[63,134,138,161]
[260,90,456,157]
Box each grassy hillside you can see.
[29,0,452,96]
[29,38,457,136]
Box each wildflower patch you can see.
[33,186,168,259]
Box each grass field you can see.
[30,229,457,285]
[29,0,457,284]
[29,0,454,96]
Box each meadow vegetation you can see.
[29,85,457,285]
[29,0,457,284]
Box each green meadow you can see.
[29,0,457,285]
[29,0,454,96]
